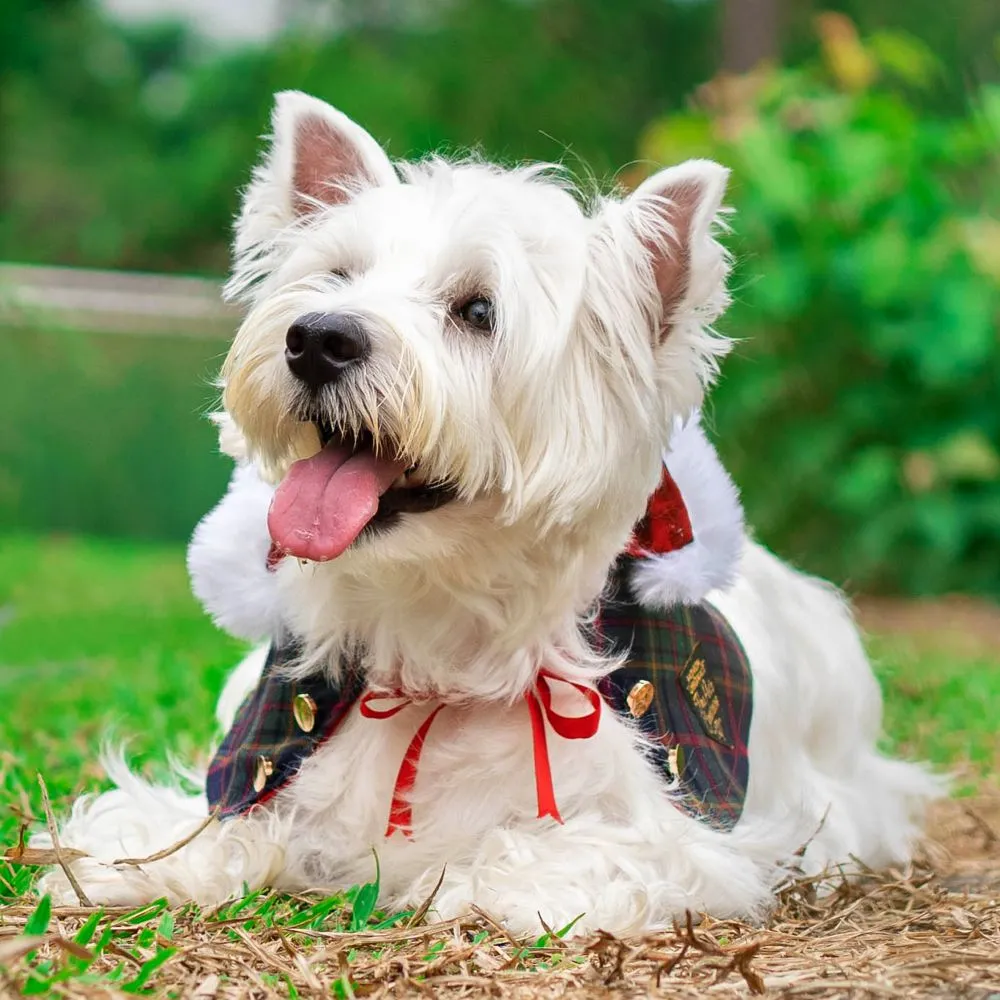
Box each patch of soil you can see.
[854,594,1000,657]
[924,786,1000,893]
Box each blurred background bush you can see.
[1,0,998,598]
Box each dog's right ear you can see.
[234,91,397,256]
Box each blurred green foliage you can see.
[642,21,1000,595]
[0,0,716,273]
[0,328,231,539]
[1,2,999,597]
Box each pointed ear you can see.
[628,160,730,342]
[235,91,397,250]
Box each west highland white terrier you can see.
[38,92,940,935]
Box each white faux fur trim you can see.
[630,413,745,607]
[187,464,281,642]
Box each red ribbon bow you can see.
[359,669,602,839]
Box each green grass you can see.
[870,635,1000,772]
[0,532,244,845]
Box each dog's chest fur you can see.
[208,555,753,845]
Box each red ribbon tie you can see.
[360,672,602,839]
[524,670,602,824]
[359,691,445,839]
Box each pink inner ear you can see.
[644,182,702,342]
[292,114,372,215]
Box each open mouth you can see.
[315,419,457,520]
[266,416,457,562]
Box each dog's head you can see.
[222,92,730,589]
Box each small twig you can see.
[794,803,833,859]
[407,866,446,928]
[678,909,722,955]
[37,773,93,907]
[961,803,999,848]
[655,933,691,985]
[709,940,766,994]
[469,903,522,950]
[105,943,146,969]
[112,809,219,866]
[231,925,297,978]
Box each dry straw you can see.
[1,787,997,998]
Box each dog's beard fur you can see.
[220,91,731,697]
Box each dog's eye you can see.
[330,269,350,281]
[456,296,495,333]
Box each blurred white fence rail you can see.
[0,262,240,338]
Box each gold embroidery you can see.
[679,647,732,747]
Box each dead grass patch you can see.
[1,788,997,999]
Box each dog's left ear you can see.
[627,160,730,343]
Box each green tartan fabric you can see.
[206,643,365,818]
[206,558,753,829]
[597,556,753,829]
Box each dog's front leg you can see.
[35,760,288,907]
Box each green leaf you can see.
[332,975,355,1000]
[934,431,1000,483]
[554,913,585,939]
[24,894,52,936]
[223,886,267,918]
[120,898,169,925]
[157,910,175,941]
[74,910,103,947]
[285,893,346,929]
[122,947,177,993]
[371,909,412,930]
[22,975,55,996]
[93,926,115,956]
[349,851,381,931]
[736,122,812,221]
[832,448,897,515]
[868,30,942,89]
[350,883,379,931]
[422,940,446,960]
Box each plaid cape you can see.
[206,644,365,817]
[597,557,752,829]
[207,556,752,830]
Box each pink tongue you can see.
[268,442,407,562]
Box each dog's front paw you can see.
[428,870,643,938]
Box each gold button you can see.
[667,745,686,781]
[253,755,274,793]
[293,693,317,733]
[627,679,655,718]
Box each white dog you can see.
[38,92,939,935]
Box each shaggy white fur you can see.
[37,91,941,936]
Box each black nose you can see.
[285,312,369,389]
